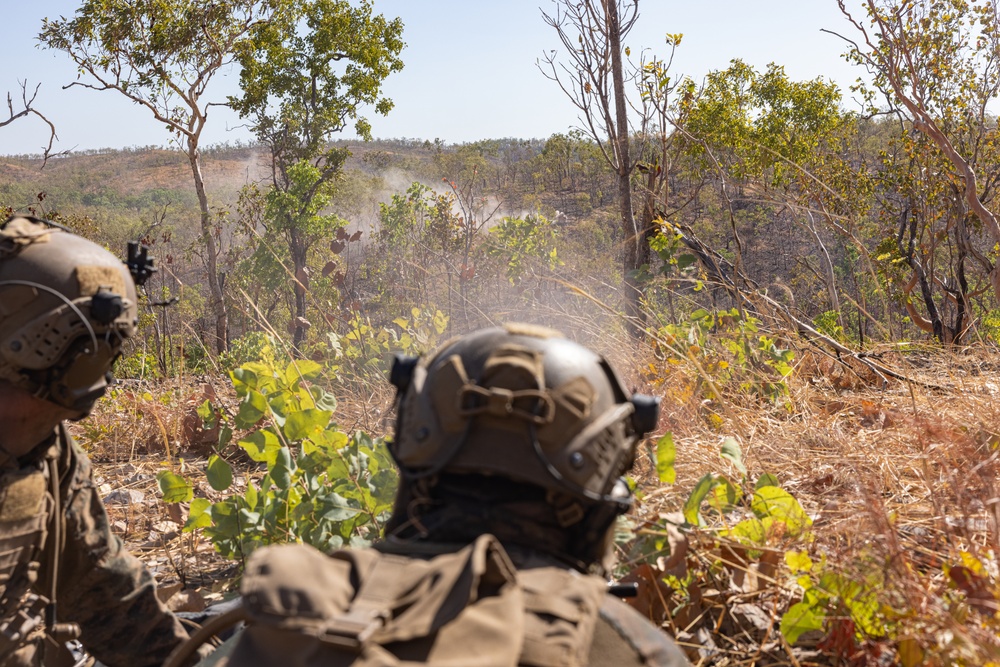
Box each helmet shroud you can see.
[387,323,657,573]
[0,216,138,413]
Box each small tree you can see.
[835,0,1000,342]
[40,0,278,353]
[230,0,404,350]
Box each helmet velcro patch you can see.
[75,265,126,298]
[0,217,54,247]
[0,470,46,522]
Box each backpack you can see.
[217,535,607,667]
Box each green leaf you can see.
[755,472,780,489]
[310,385,338,412]
[272,447,295,489]
[785,550,813,574]
[751,486,812,538]
[655,432,676,484]
[196,399,216,427]
[239,429,282,465]
[728,517,766,544]
[780,601,824,644]
[707,476,742,513]
[206,454,233,491]
[184,497,212,531]
[244,483,259,510]
[285,359,323,386]
[230,368,257,396]
[235,389,269,429]
[683,474,717,526]
[283,409,333,442]
[720,436,747,475]
[317,492,359,522]
[157,470,193,503]
[676,253,697,270]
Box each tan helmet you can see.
[389,323,659,509]
[0,216,138,413]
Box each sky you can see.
[1,0,869,156]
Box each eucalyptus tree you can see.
[677,61,872,331]
[835,0,1000,343]
[230,0,403,349]
[39,0,278,353]
[540,0,649,334]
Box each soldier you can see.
[0,216,195,666]
[173,323,689,667]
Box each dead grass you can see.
[620,342,1000,665]
[78,334,1000,664]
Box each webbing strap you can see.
[317,555,407,649]
[0,592,47,661]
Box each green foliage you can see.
[484,214,561,283]
[813,310,845,342]
[166,353,397,561]
[219,332,288,372]
[654,432,676,484]
[781,551,887,646]
[115,349,161,380]
[681,59,847,185]
[157,470,194,504]
[231,0,404,149]
[329,308,448,389]
[650,306,796,406]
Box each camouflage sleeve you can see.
[38,438,192,667]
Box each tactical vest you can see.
[0,455,53,660]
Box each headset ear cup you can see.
[570,478,633,573]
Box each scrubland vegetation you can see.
[6,0,1000,664]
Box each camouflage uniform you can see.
[0,426,191,667]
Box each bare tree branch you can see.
[1,81,66,165]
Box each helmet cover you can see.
[391,323,657,505]
[0,216,138,412]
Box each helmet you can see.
[0,216,138,413]
[387,323,659,566]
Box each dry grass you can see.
[618,341,1000,666]
[78,329,1000,664]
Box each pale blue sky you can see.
[2,1,867,156]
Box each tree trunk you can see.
[290,223,309,352]
[805,210,842,329]
[606,0,641,336]
[187,142,228,354]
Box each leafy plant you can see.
[158,351,397,561]
[484,213,561,283]
[648,307,797,410]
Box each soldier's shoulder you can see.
[589,595,690,667]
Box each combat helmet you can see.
[387,323,659,570]
[0,216,139,413]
